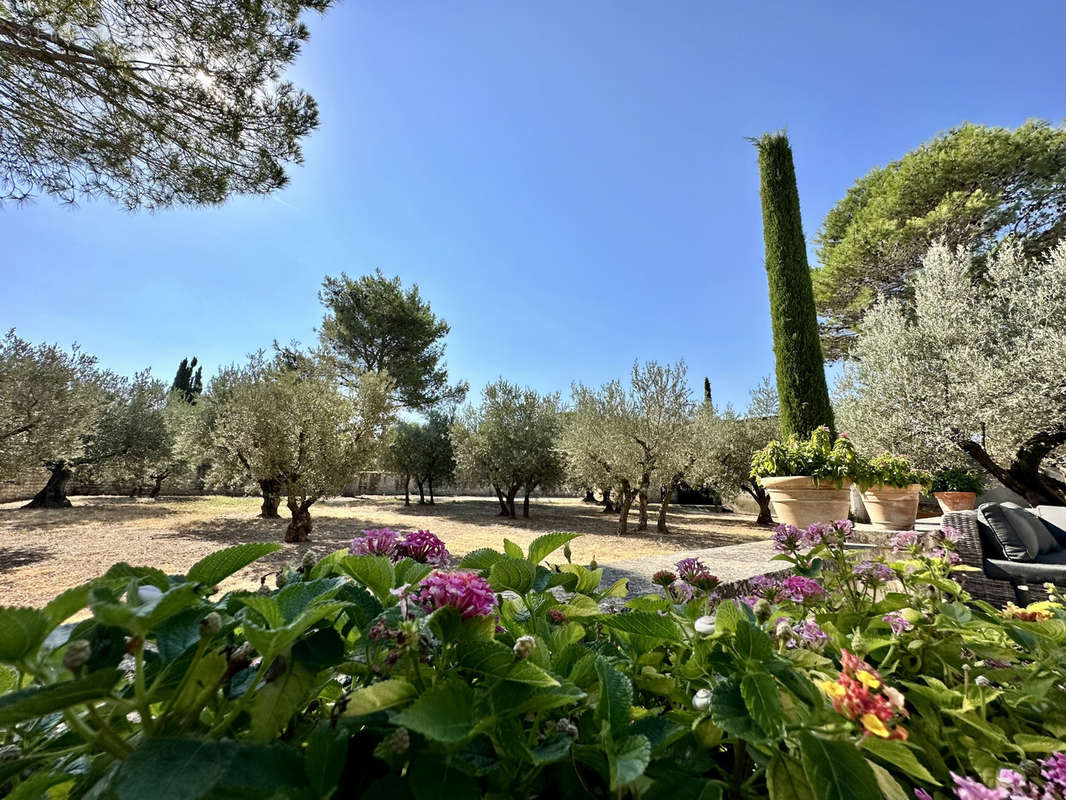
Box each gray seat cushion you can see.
[979,503,1035,561]
[1002,502,1061,555]
[984,550,1066,583]
[1036,506,1066,545]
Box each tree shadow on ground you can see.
[0,496,177,531]
[0,545,51,571]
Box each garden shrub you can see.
[1,525,1064,799]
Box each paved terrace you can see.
[598,514,945,598]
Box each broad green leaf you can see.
[276,577,346,622]
[0,669,121,725]
[488,558,536,594]
[1015,733,1066,753]
[292,627,346,672]
[167,649,228,715]
[238,595,284,628]
[394,558,433,589]
[309,548,349,580]
[868,761,910,800]
[594,656,632,736]
[43,584,91,628]
[546,571,579,592]
[527,533,581,565]
[186,543,282,588]
[740,672,784,737]
[338,555,395,603]
[242,601,346,657]
[108,738,304,800]
[305,724,348,800]
[798,732,881,800]
[599,578,629,599]
[0,665,17,694]
[595,612,678,641]
[608,734,651,789]
[459,548,504,571]
[860,737,939,784]
[99,563,169,590]
[710,681,760,740]
[458,640,559,686]
[503,539,524,559]
[0,607,50,662]
[250,660,317,740]
[766,753,816,800]
[6,772,75,800]
[713,599,744,633]
[529,733,573,765]
[733,621,774,661]
[342,679,416,717]
[90,584,202,636]
[556,563,603,594]
[393,680,476,744]
[490,679,586,716]
[560,594,600,617]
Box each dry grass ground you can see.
[0,495,769,608]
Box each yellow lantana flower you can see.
[856,670,881,690]
[860,713,890,738]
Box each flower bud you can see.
[301,549,318,572]
[389,727,410,755]
[228,642,254,671]
[513,635,536,660]
[691,688,712,711]
[753,598,772,622]
[136,585,163,604]
[555,718,579,737]
[975,675,991,688]
[63,639,92,672]
[693,615,715,635]
[199,612,221,639]
[589,556,598,570]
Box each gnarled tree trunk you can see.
[601,487,615,514]
[428,474,435,505]
[956,428,1066,506]
[285,498,314,543]
[743,481,774,525]
[616,483,637,535]
[24,461,74,509]
[149,470,170,499]
[636,488,649,531]
[403,473,411,506]
[523,482,537,518]
[258,478,282,518]
[505,484,519,518]
[582,489,597,503]
[494,484,510,516]
[416,478,426,504]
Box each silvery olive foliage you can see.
[451,380,565,518]
[0,331,103,479]
[563,361,693,534]
[208,353,396,540]
[836,241,1066,504]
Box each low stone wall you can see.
[0,467,50,503]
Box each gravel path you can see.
[600,540,793,597]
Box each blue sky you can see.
[2,1,1064,411]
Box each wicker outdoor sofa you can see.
[943,505,1066,605]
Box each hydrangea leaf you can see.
[186,543,283,588]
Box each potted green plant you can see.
[930,467,983,512]
[750,426,862,528]
[858,453,932,531]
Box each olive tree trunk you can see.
[742,481,774,526]
[636,488,649,531]
[285,498,315,543]
[258,478,282,519]
[601,487,615,514]
[23,461,74,509]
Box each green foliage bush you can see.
[859,453,933,492]
[930,468,984,494]
[1,525,1064,799]
[750,425,863,485]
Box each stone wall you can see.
[0,467,50,503]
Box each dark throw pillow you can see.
[978,503,1035,562]
[1002,502,1061,556]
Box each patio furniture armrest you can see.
[943,510,983,568]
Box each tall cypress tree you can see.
[703,377,712,406]
[755,132,834,438]
[172,357,203,404]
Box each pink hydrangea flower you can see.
[854,560,895,584]
[399,530,451,565]
[349,528,401,558]
[416,570,496,619]
[781,575,825,604]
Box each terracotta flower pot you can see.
[760,476,853,529]
[861,484,921,531]
[934,491,977,513]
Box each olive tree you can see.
[211,356,394,541]
[690,380,780,525]
[837,241,1066,506]
[563,362,693,535]
[0,331,101,492]
[385,411,455,505]
[451,380,565,518]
